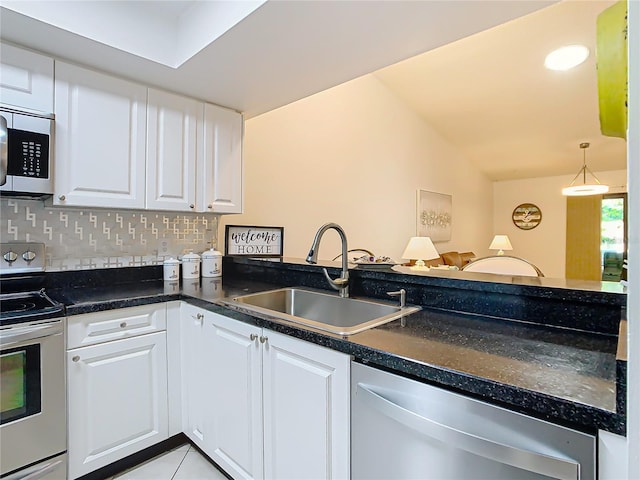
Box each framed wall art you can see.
[417,190,452,242]
[512,203,542,230]
[224,225,284,257]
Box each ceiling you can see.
[0,1,552,115]
[374,0,628,181]
[0,0,626,182]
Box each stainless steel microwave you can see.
[0,106,54,196]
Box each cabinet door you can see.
[67,332,168,479]
[598,430,628,480]
[180,303,207,449]
[199,103,243,213]
[263,331,350,480]
[54,62,147,208]
[205,312,263,480]
[166,301,183,437]
[0,42,53,112]
[146,89,200,211]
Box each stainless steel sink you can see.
[222,287,420,335]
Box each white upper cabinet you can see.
[0,42,54,113]
[54,61,147,209]
[146,89,200,212]
[52,60,242,212]
[199,103,243,213]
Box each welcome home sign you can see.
[224,225,284,257]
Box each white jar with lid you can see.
[163,258,180,281]
[182,251,201,279]
[201,248,222,278]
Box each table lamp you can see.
[489,235,513,256]
[402,237,440,270]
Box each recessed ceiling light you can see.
[544,45,590,71]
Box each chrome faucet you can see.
[306,223,350,298]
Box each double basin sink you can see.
[222,287,420,336]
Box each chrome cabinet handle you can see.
[189,204,195,209]
[207,204,213,209]
[72,355,80,362]
[120,322,127,328]
[259,335,268,344]
[356,383,580,480]
[58,195,66,201]
[250,333,258,341]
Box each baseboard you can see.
[74,433,189,480]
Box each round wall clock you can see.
[512,203,542,230]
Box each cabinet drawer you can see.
[67,304,167,349]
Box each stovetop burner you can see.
[0,289,64,327]
[2,299,38,313]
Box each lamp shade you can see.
[402,237,440,262]
[489,235,513,255]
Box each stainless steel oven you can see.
[0,242,66,480]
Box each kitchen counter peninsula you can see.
[45,257,626,436]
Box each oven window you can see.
[0,344,41,424]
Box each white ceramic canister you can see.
[163,258,180,281]
[201,248,222,278]
[182,251,201,279]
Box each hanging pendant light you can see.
[561,142,609,196]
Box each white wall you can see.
[220,75,493,262]
[493,170,627,279]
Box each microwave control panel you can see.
[7,128,50,179]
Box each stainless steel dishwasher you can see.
[351,362,595,480]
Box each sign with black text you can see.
[225,225,284,257]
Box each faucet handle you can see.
[387,289,406,308]
[322,268,349,288]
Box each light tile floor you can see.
[112,444,228,480]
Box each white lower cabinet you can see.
[598,430,628,480]
[180,304,350,480]
[180,303,211,450]
[204,310,263,479]
[67,306,169,479]
[262,329,350,480]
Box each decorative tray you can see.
[351,255,399,270]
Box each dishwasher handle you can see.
[356,383,580,480]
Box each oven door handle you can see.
[1,323,63,347]
[0,113,7,186]
[2,457,65,480]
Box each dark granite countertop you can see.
[46,263,626,436]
